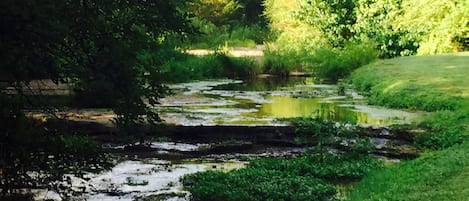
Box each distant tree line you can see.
[265,0,469,57]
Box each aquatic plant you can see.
[182,168,336,201]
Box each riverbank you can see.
[347,52,469,200]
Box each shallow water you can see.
[83,159,243,201]
[158,78,420,126]
[57,157,245,201]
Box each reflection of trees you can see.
[258,96,359,123]
[257,96,391,125]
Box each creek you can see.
[40,77,421,201]
[158,77,419,126]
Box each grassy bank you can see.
[347,52,469,200]
[352,52,469,111]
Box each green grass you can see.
[248,155,382,181]
[347,52,469,200]
[161,52,261,83]
[347,142,469,201]
[351,52,469,111]
[351,52,469,149]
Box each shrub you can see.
[309,41,378,82]
[182,154,382,201]
[289,116,374,159]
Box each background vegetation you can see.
[160,51,261,82]
[185,0,268,48]
[262,0,468,80]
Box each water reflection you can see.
[244,96,396,125]
[160,78,419,126]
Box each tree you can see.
[59,0,192,139]
[1,0,192,138]
[0,0,192,195]
[297,0,358,48]
[189,0,243,27]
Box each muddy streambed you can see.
[36,78,422,200]
[37,143,247,201]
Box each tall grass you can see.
[309,41,378,82]
[262,41,378,81]
[262,51,306,76]
[161,51,261,83]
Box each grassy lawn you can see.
[352,52,469,111]
[352,52,469,96]
[347,52,469,200]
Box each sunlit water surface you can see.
[158,77,421,126]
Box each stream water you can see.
[158,77,420,126]
[40,77,421,201]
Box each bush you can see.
[182,154,381,201]
[262,40,377,82]
[187,17,269,48]
[309,41,378,82]
[288,116,374,159]
[181,115,383,201]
